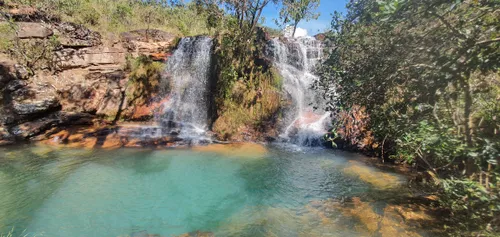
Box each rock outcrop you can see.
[0,6,177,145]
[16,22,53,38]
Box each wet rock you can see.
[10,117,60,139]
[12,96,60,118]
[16,22,53,39]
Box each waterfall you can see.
[268,37,330,146]
[159,36,213,142]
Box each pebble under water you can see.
[0,144,432,237]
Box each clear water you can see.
[0,144,422,237]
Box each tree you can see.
[196,0,279,36]
[278,0,320,37]
[316,0,499,234]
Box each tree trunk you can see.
[463,76,476,175]
[292,21,299,37]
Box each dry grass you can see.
[4,0,212,38]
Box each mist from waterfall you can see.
[268,37,330,146]
[160,36,213,142]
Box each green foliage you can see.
[210,13,282,139]
[395,120,468,169]
[6,0,212,37]
[0,23,15,52]
[1,20,61,74]
[317,0,499,235]
[278,0,320,36]
[441,178,500,235]
[125,55,165,106]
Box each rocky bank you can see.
[0,5,178,146]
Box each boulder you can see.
[12,96,60,118]
[16,22,53,39]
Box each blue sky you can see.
[261,0,348,35]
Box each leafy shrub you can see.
[441,178,499,236]
[395,120,468,170]
[125,55,165,106]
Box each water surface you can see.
[0,144,428,237]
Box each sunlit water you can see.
[0,144,425,237]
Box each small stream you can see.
[0,144,433,237]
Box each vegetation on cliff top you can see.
[3,0,212,37]
[318,0,499,235]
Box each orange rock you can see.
[100,134,123,149]
[130,96,169,120]
[124,138,143,148]
[150,52,171,61]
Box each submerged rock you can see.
[177,231,214,237]
[303,197,440,237]
[192,143,268,158]
[130,230,163,237]
[343,160,405,190]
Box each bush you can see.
[441,178,500,236]
[125,55,165,106]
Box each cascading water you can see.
[268,37,330,146]
[159,36,213,142]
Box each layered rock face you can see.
[0,6,176,145]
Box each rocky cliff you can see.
[0,5,177,145]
